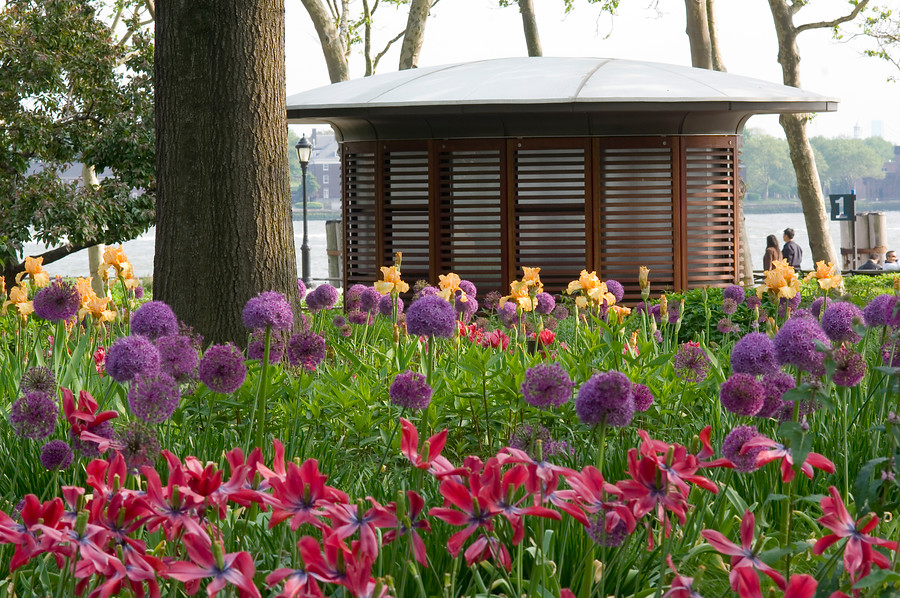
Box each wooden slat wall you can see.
[383,143,430,285]
[512,140,590,293]
[342,143,378,287]
[682,137,738,288]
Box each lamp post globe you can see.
[295,134,313,286]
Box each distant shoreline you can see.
[292,209,341,221]
[744,199,900,214]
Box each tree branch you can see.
[374,31,405,72]
[3,242,90,286]
[795,0,869,34]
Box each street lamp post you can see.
[295,134,312,286]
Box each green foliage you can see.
[810,135,891,195]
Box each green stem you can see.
[252,326,272,450]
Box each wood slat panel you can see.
[384,148,430,285]
[343,144,378,288]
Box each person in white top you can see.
[884,250,900,271]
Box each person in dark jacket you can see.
[782,228,803,269]
[858,253,882,270]
[763,234,782,271]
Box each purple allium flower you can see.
[731,332,778,376]
[544,316,559,331]
[32,278,80,322]
[820,301,862,344]
[306,284,339,312]
[414,285,439,302]
[521,363,574,409]
[378,294,404,317]
[242,291,293,332]
[344,284,367,312]
[883,339,900,368]
[359,287,381,313]
[575,371,634,427]
[717,318,738,335]
[534,292,556,315]
[724,285,746,305]
[631,383,654,412]
[653,330,663,344]
[297,278,307,301]
[20,366,55,395]
[389,370,433,411]
[864,294,893,327]
[588,515,628,547]
[791,309,815,320]
[339,324,353,337]
[406,295,456,338]
[348,310,372,326]
[551,305,569,321]
[499,302,519,329]
[134,286,144,299]
[673,342,711,383]
[454,292,478,323]
[757,372,794,418]
[758,308,769,324]
[483,291,502,312]
[117,420,160,474]
[649,304,661,324]
[247,329,285,363]
[606,280,625,303]
[106,335,161,383]
[776,397,820,423]
[287,330,327,371]
[40,439,74,470]
[773,316,829,375]
[720,373,765,416]
[10,392,57,439]
[508,424,551,458]
[832,345,866,387]
[156,334,199,382]
[885,297,900,328]
[722,425,762,473]
[198,343,247,393]
[131,301,179,340]
[545,439,574,458]
[128,372,180,423]
[777,295,802,319]
[810,297,825,319]
[745,295,761,310]
[722,298,738,316]
[459,280,477,298]
[332,314,347,328]
[73,420,115,457]
[667,302,681,325]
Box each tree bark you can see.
[399,0,432,69]
[154,0,299,344]
[300,0,350,83]
[768,0,839,265]
[684,0,712,69]
[706,0,726,71]
[517,0,542,57]
[81,164,106,297]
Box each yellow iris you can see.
[756,259,801,300]
[79,295,116,323]
[437,272,466,303]
[16,256,50,288]
[803,261,842,291]
[521,267,543,293]
[499,279,534,311]
[374,266,409,295]
[1,283,34,318]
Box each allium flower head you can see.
[359,287,382,313]
[332,314,347,328]
[242,291,293,332]
[20,366,56,395]
[552,305,569,321]
[128,372,181,423]
[883,296,900,328]
[508,424,551,458]
[247,329,285,363]
[773,316,829,374]
[745,295,761,310]
[454,292,478,322]
[722,425,762,473]
[777,294,802,319]
[757,372,794,418]
[832,345,866,387]
[131,300,179,340]
[10,392,57,439]
[864,294,893,328]
[498,301,519,329]
[297,278,307,301]
[348,310,372,326]
[305,284,339,312]
[731,332,778,376]
[287,330,327,371]
[724,284,746,305]
[717,317,738,334]
[722,298,737,316]
[606,279,625,303]
[631,383,654,411]
[40,440,74,470]
[483,291,501,311]
[73,420,115,457]
[588,516,628,547]
[673,342,711,383]
[810,297,825,319]
[156,334,200,381]
[406,294,456,338]
[198,343,247,393]
[378,294,404,317]
[389,371,433,411]
[820,301,862,343]
[533,292,556,315]
[414,285,439,301]
[32,278,80,322]
[575,371,634,427]
[118,420,161,474]
[344,284,367,311]
[521,362,574,409]
[720,373,765,416]
[106,335,161,383]
[882,339,900,368]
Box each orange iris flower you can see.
[375,266,410,296]
[803,261,842,291]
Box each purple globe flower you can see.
[332,314,347,328]
[832,345,866,387]
[389,370,433,411]
[631,383,654,412]
[745,295,762,310]
[810,297,825,319]
[521,363,574,409]
[20,366,56,395]
[722,298,738,316]
[73,420,115,457]
[791,309,815,320]
[773,316,829,375]
[723,285,746,305]
[32,278,80,322]
[414,285,439,301]
[40,440,74,470]
[454,292,479,323]
[10,392,57,439]
[757,372,795,418]
[247,329,285,363]
[198,343,247,393]
[306,284,339,312]
[885,297,900,328]
[344,284,367,311]
[717,318,738,335]
[134,286,144,299]
[348,310,373,325]
[883,339,900,367]
[106,335,161,383]
[242,291,293,332]
[459,280,477,298]
[297,278,307,301]
[406,295,456,338]
[864,294,893,328]
[498,301,519,329]
[588,515,628,547]
[721,425,762,473]
[731,332,778,376]
[359,287,381,313]
[673,342,711,383]
[720,373,765,416]
[551,305,569,321]
[508,424,551,459]
[483,291,502,311]
[575,371,634,427]
[777,295,802,319]
[287,330,327,371]
[128,372,180,423]
[378,295,404,318]
[534,293,556,316]
[131,301,179,340]
[606,280,625,303]
[820,301,862,344]
[156,334,199,381]
[118,420,161,474]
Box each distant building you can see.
[860,146,900,200]
[307,129,341,210]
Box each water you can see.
[21,212,900,281]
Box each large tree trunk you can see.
[399,0,431,69]
[300,0,350,83]
[518,0,542,57]
[684,0,712,69]
[155,0,299,344]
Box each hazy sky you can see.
[284,0,900,142]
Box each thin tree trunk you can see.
[81,164,106,297]
[300,0,350,82]
[399,0,431,69]
[684,0,712,69]
[155,0,299,343]
[518,0,542,57]
[706,0,726,71]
